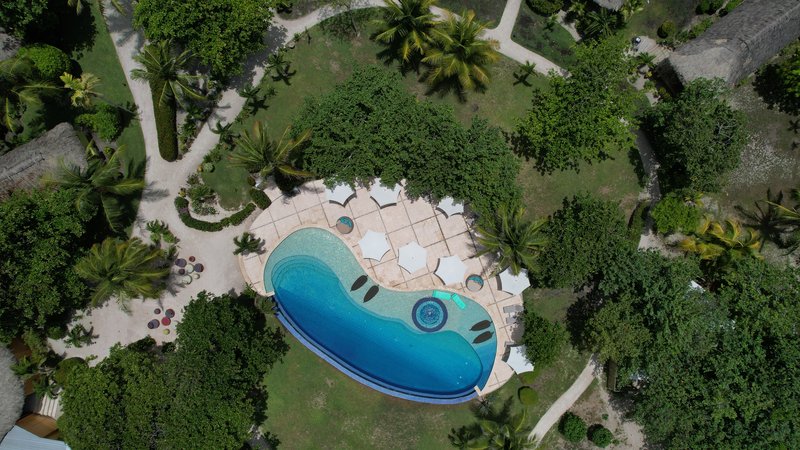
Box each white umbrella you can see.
[398,242,427,274]
[369,178,402,207]
[358,230,391,261]
[498,267,531,295]
[436,196,464,217]
[434,255,467,285]
[506,345,534,374]
[324,182,355,205]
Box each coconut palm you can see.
[75,237,170,311]
[475,204,548,276]
[679,217,763,267]
[581,8,619,39]
[0,57,55,135]
[60,72,101,108]
[452,410,531,450]
[766,188,800,251]
[373,0,438,64]
[131,40,204,108]
[230,121,314,181]
[45,146,144,232]
[233,232,264,255]
[422,10,499,93]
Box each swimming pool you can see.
[263,227,497,404]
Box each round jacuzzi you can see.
[411,297,448,332]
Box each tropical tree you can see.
[581,8,620,39]
[620,0,644,22]
[451,410,532,449]
[266,49,292,82]
[233,232,264,255]
[45,147,144,232]
[131,40,205,161]
[423,10,499,93]
[230,121,314,182]
[0,57,55,136]
[475,204,547,276]
[679,217,762,269]
[60,72,101,108]
[764,188,800,251]
[373,0,437,64]
[74,237,170,310]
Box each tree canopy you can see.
[134,0,279,79]
[58,290,288,449]
[0,189,92,342]
[645,78,747,193]
[293,66,520,215]
[515,37,636,172]
[0,0,49,38]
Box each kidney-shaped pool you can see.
[263,227,496,404]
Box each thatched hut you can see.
[0,123,86,199]
[0,346,24,441]
[660,0,800,90]
[593,0,623,10]
[0,28,20,61]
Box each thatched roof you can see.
[0,28,20,61]
[0,346,24,441]
[593,0,623,10]
[662,0,800,88]
[0,123,86,199]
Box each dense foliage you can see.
[18,44,71,81]
[75,104,122,141]
[515,37,635,172]
[0,0,49,38]
[0,189,92,342]
[645,78,747,193]
[134,0,279,78]
[528,0,563,16]
[589,425,613,447]
[521,310,567,366]
[475,204,547,276]
[775,48,800,113]
[650,193,700,234]
[537,194,632,288]
[293,66,520,215]
[59,291,288,449]
[559,412,587,443]
[373,0,437,65]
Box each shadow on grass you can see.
[753,64,799,116]
[32,0,97,57]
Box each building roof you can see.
[0,29,20,61]
[0,347,23,441]
[593,0,623,10]
[662,0,800,88]
[0,123,86,199]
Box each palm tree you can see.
[513,61,537,86]
[75,237,170,311]
[423,10,500,93]
[679,217,763,267]
[475,204,547,276]
[581,9,619,39]
[0,57,55,135]
[455,410,531,449]
[230,121,314,182]
[233,232,264,255]
[267,49,292,82]
[60,72,101,108]
[45,146,144,232]
[373,0,438,64]
[620,0,644,22]
[766,188,800,251]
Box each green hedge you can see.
[76,104,122,141]
[19,44,71,80]
[174,197,256,232]
[152,79,179,161]
[249,188,271,209]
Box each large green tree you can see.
[134,0,279,79]
[0,0,49,38]
[0,189,92,342]
[645,78,747,193]
[59,291,289,449]
[515,37,636,172]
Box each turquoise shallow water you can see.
[264,227,497,403]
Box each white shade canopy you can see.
[369,178,402,207]
[499,267,531,295]
[506,345,534,374]
[398,242,427,274]
[434,255,467,285]
[436,196,464,217]
[358,230,391,261]
[324,182,355,205]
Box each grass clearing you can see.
[512,5,577,69]
[438,0,507,24]
[201,160,251,210]
[623,0,699,39]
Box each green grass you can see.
[623,0,699,39]
[511,5,577,69]
[438,0,507,24]
[201,160,251,210]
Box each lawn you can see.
[623,0,699,39]
[511,5,577,69]
[437,0,507,25]
[201,159,251,210]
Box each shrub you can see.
[249,188,271,209]
[19,44,70,80]
[46,325,66,340]
[518,386,538,405]
[651,194,700,234]
[175,197,255,231]
[722,0,743,15]
[522,310,567,367]
[152,80,178,161]
[559,412,587,443]
[528,0,563,16]
[627,201,649,243]
[221,203,256,226]
[53,357,86,386]
[76,104,122,141]
[589,425,613,448]
[657,20,675,38]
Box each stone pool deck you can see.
[239,179,525,396]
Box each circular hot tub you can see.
[411,297,448,332]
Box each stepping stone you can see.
[473,331,493,344]
[364,285,379,302]
[470,320,491,331]
[351,275,368,291]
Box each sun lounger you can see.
[432,290,452,300]
[451,294,466,310]
[502,305,524,314]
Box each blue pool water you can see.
[264,227,496,404]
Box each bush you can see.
[657,20,675,38]
[722,0,743,15]
[19,44,70,80]
[527,0,563,15]
[559,412,587,443]
[518,386,538,405]
[54,357,86,386]
[651,194,700,234]
[589,425,613,448]
[46,325,66,340]
[76,104,122,141]
[627,201,649,243]
[152,80,179,161]
[249,188,271,209]
[174,197,256,231]
[697,0,723,14]
[522,311,567,367]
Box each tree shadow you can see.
[735,189,787,248]
[627,147,647,188]
[422,75,470,104]
[30,0,97,57]
[753,63,799,115]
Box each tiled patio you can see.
[239,179,525,395]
